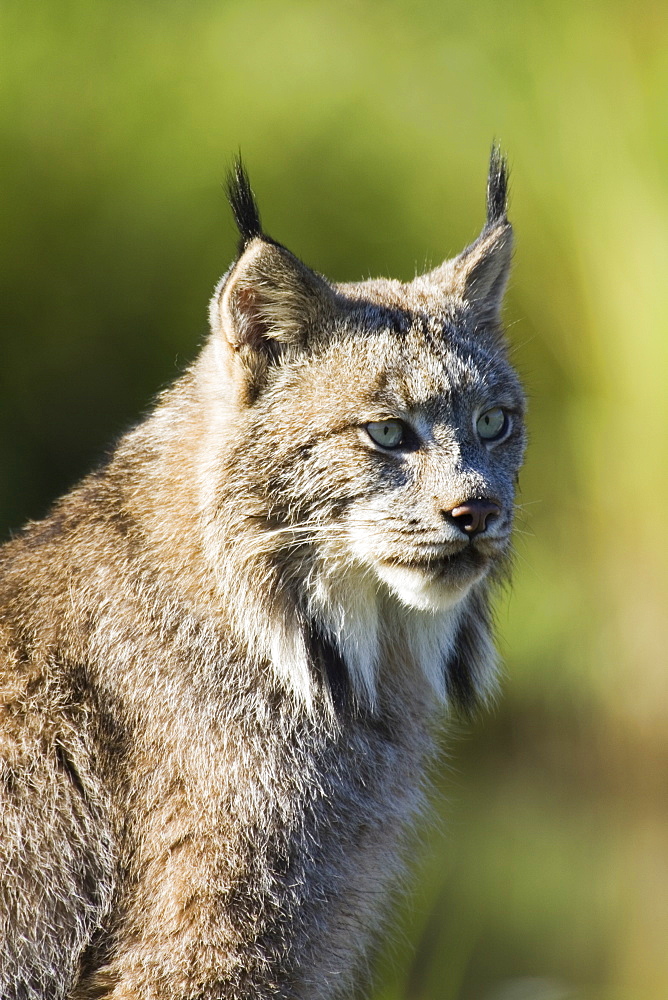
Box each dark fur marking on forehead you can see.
[346,301,411,337]
[409,311,462,356]
[414,313,441,352]
[389,310,410,335]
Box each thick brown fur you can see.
[0,149,525,999]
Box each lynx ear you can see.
[210,159,338,394]
[214,238,335,351]
[451,220,513,322]
[427,146,513,325]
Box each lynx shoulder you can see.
[0,149,525,999]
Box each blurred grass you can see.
[2,1,668,997]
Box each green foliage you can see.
[2,1,667,996]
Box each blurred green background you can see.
[2,1,667,997]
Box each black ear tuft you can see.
[486,144,509,228]
[226,157,264,252]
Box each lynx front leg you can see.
[73,823,273,1000]
[0,662,115,1000]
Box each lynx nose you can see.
[446,500,501,537]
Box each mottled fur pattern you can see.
[0,149,525,999]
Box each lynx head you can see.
[201,149,525,714]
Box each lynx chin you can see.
[0,148,525,999]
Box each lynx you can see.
[0,149,525,999]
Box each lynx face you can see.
[232,315,524,616]
[340,323,523,613]
[204,153,525,708]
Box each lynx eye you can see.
[365,419,405,449]
[476,407,509,442]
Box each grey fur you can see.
[0,150,525,999]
